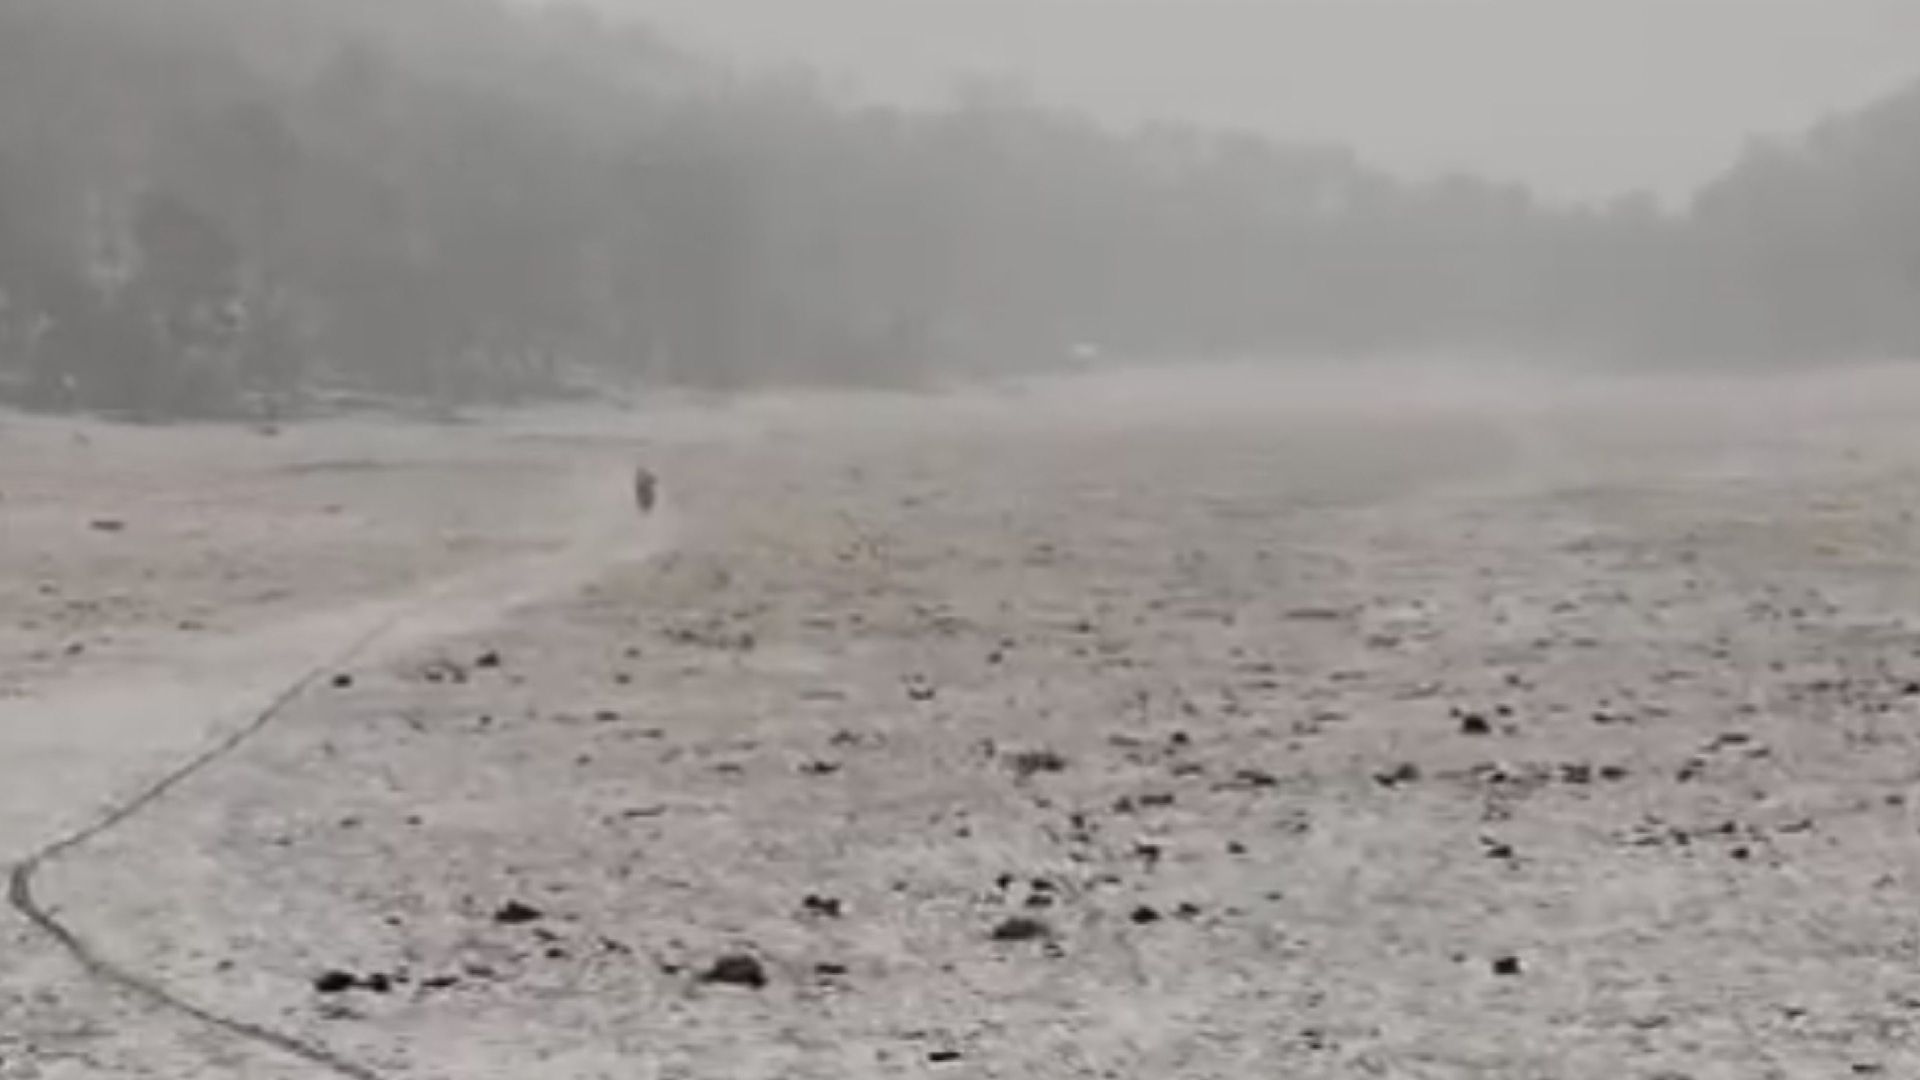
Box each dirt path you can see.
[0,410,671,1078]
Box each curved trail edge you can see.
[8,607,405,1079]
[7,500,674,1080]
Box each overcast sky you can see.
[599,0,1920,203]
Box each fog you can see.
[13,3,1920,1076]
[2,0,1918,417]
[614,0,1920,202]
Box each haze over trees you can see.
[0,0,1916,417]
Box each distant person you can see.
[634,464,658,516]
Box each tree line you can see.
[1,0,1916,418]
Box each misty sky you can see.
[604,0,1920,203]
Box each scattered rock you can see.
[493,900,545,926]
[700,953,769,989]
[1224,768,1278,790]
[802,894,844,918]
[990,916,1053,943]
[306,968,400,996]
[1375,763,1422,788]
[1006,749,1069,778]
[312,970,357,995]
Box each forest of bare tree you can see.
[0,0,1917,418]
